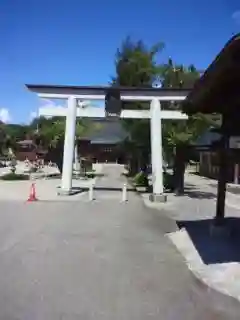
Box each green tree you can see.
[0,122,28,157]
[112,36,164,175]
[159,59,220,193]
[31,116,101,173]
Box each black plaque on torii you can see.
[105,89,122,118]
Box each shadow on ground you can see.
[177,218,240,265]
[170,183,217,199]
[57,187,87,195]
[93,186,135,192]
[182,190,216,199]
[208,183,240,196]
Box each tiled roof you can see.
[82,118,128,144]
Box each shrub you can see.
[0,173,30,181]
[133,171,149,187]
[163,172,174,190]
[144,172,174,192]
[84,172,104,179]
[86,173,95,179]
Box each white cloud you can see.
[0,108,11,123]
[29,111,38,121]
[37,99,96,119]
[39,99,66,119]
[40,99,66,108]
[232,10,240,24]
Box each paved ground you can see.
[0,164,240,319]
[0,162,102,202]
[143,171,240,302]
[184,172,240,211]
[0,178,95,201]
[81,163,131,202]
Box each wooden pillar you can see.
[215,133,229,225]
[207,152,211,176]
[234,163,239,184]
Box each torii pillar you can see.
[149,98,166,202]
[59,96,77,194]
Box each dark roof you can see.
[183,34,240,114]
[194,129,221,147]
[80,118,128,145]
[90,138,122,145]
[26,84,190,98]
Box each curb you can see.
[166,229,240,302]
[139,190,240,303]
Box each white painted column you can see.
[150,98,163,195]
[61,96,77,193]
[74,143,80,172]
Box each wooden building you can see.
[15,139,47,162]
[196,129,240,184]
[77,118,128,163]
[183,33,240,223]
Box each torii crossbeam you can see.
[26,85,189,202]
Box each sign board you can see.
[105,89,122,118]
[229,136,240,149]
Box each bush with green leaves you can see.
[0,173,29,181]
[133,171,149,187]
[163,172,174,190]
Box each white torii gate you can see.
[26,85,188,202]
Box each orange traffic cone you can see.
[27,183,38,202]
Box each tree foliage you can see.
[0,122,31,156]
[112,36,164,87]
[112,37,164,173]
[112,36,221,192]
[159,59,220,160]
[0,115,101,173]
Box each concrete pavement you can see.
[0,162,104,202]
[0,165,240,319]
[185,172,240,211]
[142,171,240,303]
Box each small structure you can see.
[196,129,240,184]
[183,33,240,226]
[15,139,47,162]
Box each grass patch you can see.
[0,173,30,181]
[45,173,61,179]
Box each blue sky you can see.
[0,0,239,124]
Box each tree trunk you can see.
[140,148,149,173]
[129,156,138,176]
[173,145,187,195]
[174,163,186,195]
[46,139,64,174]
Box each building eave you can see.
[183,33,240,114]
